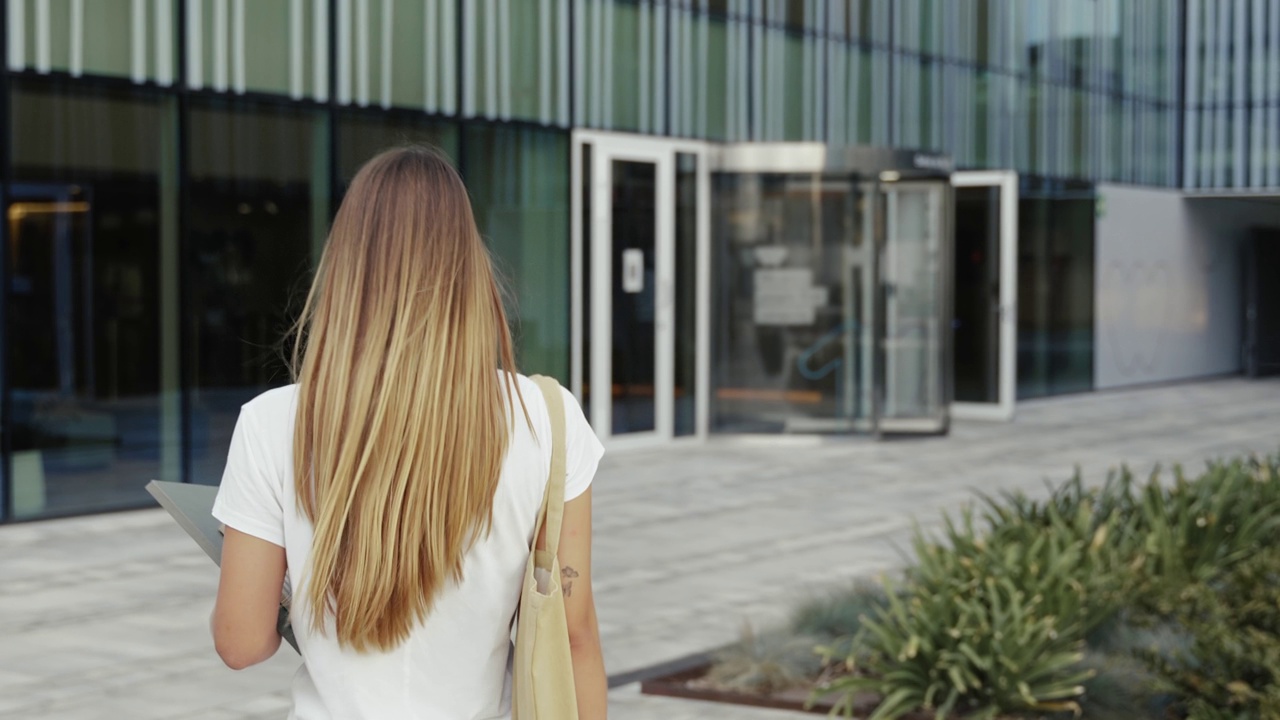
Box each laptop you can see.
[146,480,299,653]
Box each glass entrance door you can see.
[877,181,951,435]
[951,171,1017,421]
[602,157,668,437]
[575,136,675,444]
[709,172,873,434]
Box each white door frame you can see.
[950,170,1018,422]
[570,130,712,448]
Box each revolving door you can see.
[709,145,954,436]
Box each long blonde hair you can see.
[290,146,524,652]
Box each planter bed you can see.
[640,663,938,719]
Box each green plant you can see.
[973,493,1134,636]
[1123,461,1280,614]
[1141,547,1280,720]
[1063,618,1188,720]
[817,572,1092,720]
[1071,650,1162,720]
[815,505,1114,720]
[791,582,889,641]
[979,457,1280,620]
[803,453,1280,720]
[707,624,825,695]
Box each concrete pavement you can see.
[2,377,1277,719]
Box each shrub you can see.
[791,582,889,642]
[814,453,1280,720]
[1070,617,1186,720]
[706,624,825,696]
[1141,547,1280,720]
[972,492,1134,636]
[1122,460,1280,615]
[837,574,1093,719]
[815,505,1112,719]
[1071,651,1162,720]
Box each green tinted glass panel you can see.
[464,126,570,381]
[185,100,324,483]
[337,112,459,184]
[336,0,455,112]
[7,0,174,83]
[469,0,566,123]
[8,79,181,517]
[191,0,328,99]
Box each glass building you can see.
[3,0,1279,521]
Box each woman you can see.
[209,146,608,719]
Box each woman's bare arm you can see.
[212,527,286,670]
[558,487,606,718]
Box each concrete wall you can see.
[1094,184,1280,389]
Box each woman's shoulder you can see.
[238,384,301,426]
[507,373,581,413]
[506,371,559,397]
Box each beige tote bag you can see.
[512,375,579,720]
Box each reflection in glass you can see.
[669,8,736,141]
[464,125,570,381]
[608,161,658,435]
[826,44,884,148]
[954,186,1002,404]
[880,185,946,424]
[6,0,174,84]
[1017,179,1095,399]
[469,0,565,123]
[189,0,328,99]
[334,0,455,111]
[576,0,664,133]
[186,100,321,484]
[7,80,179,517]
[755,27,822,141]
[711,173,865,433]
[338,112,459,185]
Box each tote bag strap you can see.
[530,375,568,557]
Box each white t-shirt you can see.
[211,374,604,720]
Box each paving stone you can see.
[0,377,1276,719]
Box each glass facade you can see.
[570,0,1188,185]
[7,79,180,518]
[7,0,176,84]
[2,0,1278,519]
[1,4,573,521]
[1183,0,1280,188]
[463,125,571,380]
[10,1,1278,189]
[1016,178,1097,399]
[185,99,323,484]
[712,171,872,433]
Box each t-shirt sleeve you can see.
[559,385,604,502]
[211,405,286,548]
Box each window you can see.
[188,0,329,99]
[337,111,459,185]
[463,125,570,381]
[7,79,180,517]
[185,99,325,483]
[6,0,176,84]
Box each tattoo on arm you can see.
[561,566,580,598]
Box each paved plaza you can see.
[1,377,1277,719]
